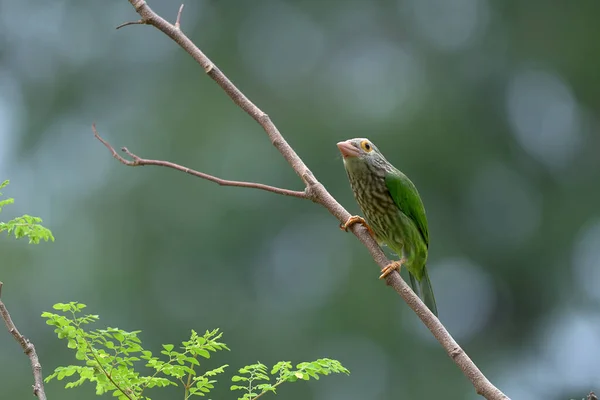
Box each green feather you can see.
[418,267,438,317]
[385,168,438,316]
[408,273,420,298]
[384,168,429,247]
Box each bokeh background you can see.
[1,0,599,399]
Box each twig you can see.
[251,378,286,400]
[93,125,308,199]
[0,282,47,400]
[174,4,184,30]
[116,20,145,30]
[110,1,510,399]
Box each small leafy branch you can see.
[43,302,229,400]
[231,360,349,400]
[0,180,54,243]
[43,302,350,400]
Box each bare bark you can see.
[0,282,47,400]
[102,1,511,399]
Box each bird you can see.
[337,138,438,317]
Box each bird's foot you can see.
[340,215,375,237]
[379,258,406,280]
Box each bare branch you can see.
[93,124,308,199]
[0,282,47,400]
[115,20,145,30]
[175,4,184,30]
[112,1,511,399]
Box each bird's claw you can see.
[379,258,406,279]
[340,215,375,237]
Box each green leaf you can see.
[196,349,210,359]
[53,303,70,312]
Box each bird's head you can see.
[337,138,389,171]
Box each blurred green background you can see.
[1,0,599,399]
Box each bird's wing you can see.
[384,168,429,247]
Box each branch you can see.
[0,282,47,400]
[111,2,510,399]
[92,125,308,199]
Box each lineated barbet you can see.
[337,138,438,317]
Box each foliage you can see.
[0,180,54,243]
[43,302,228,400]
[1,180,348,398]
[231,359,350,400]
[43,302,349,400]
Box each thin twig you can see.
[175,4,184,30]
[0,282,47,400]
[113,1,510,399]
[251,379,286,400]
[93,125,308,199]
[116,19,145,30]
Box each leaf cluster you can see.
[0,180,54,243]
[42,302,350,400]
[231,359,349,399]
[43,302,228,400]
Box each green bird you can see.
[337,138,438,317]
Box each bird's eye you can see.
[360,140,372,152]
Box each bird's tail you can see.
[408,273,421,299]
[409,267,438,317]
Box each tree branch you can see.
[109,1,510,399]
[93,124,308,199]
[0,282,47,400]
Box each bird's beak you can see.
[337,141,360,158]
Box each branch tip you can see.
[116,20,146,30]
[175,4,184,29]
[93,125,134,166]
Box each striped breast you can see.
[346,163,405,251]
